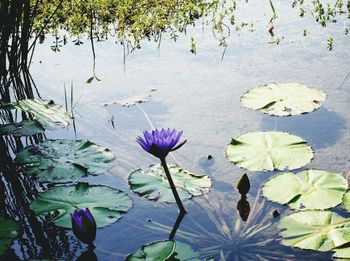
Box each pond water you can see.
[1,0,350,260]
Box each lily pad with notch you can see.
[333,245,350,259]
[0,120,45,136]
[15,139,116,183]
[14,99,70,130]
[129,164,211,203]
[262,169,347,210]
[279,210,350,251]
[225,131,313,171]
[30,182,132,228]
[0,217,18,255]
[126,240,200,261]
[126,240,175,261]
[240,83,326,116]
[342,190,350,214]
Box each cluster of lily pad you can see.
[0,98,212,259]
[226,83,350,259]
[1,82,349,260]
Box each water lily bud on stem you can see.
[71,208,97,248]
[237,173,250,195]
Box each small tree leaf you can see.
[104,89,157,107]
[86,76,95,84]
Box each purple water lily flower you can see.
[71,208,96,247]
[137,128,187,213]
[136,128,187,159]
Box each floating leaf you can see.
[0,103,16,110]
[15,139,116,183]
[15,99,70,130]
[126,240,200,261]
[129,164,211,203]
[126,240,175,261]
[333,246,350,259]
[240,83,326,116]
[279,210,350,251]
[262,169,347,210]
[104,89,157,107]
[86,76,95,84]
[30,182,132,228]
[225,131,313,171]
[170,241,201,261]
[0,217,18,255]
[342,191,350,213]
[0,120,45,136]
[28,259,65,261]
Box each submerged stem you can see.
[169,210,186,240]
[160,157,186,213]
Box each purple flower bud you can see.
[70,208,96,246]
[136,128,187,159]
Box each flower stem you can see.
[88,242,96,249]
[169,210,186,240]
[160,158,187,213]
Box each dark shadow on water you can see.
[237,194,250,221]
[0,136,79,260]
[77,249,98,261]
[261,107,346,149]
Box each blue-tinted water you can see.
[1,0,350,260]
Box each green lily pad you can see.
[126,240,200,261]
[126,240,176,261]
[0,217,18,255]
[30,182,132,228]
[15,139,116,183]
[129,164,211,203]
[28,259,65,261]
[14,99,70,130]
[0,103,16,110]
[170,241,201,261]
[262,169,347,210]
[225,131,313,171]
[342,191,350,213]
[333,246,350,259]
[279,210,350,251]
[0,120,45,136]
[240,83,326,116]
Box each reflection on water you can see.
[1,0,350,260]
[261,107,346,149]
[136,191,332,260]
[237,194,250,221]
[0,137,78,260]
